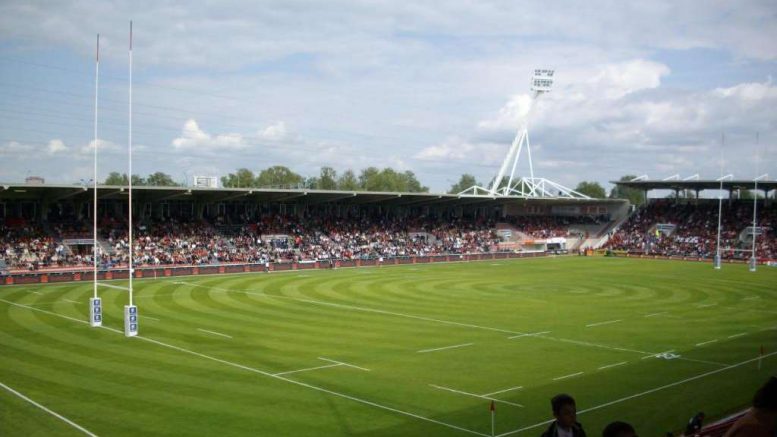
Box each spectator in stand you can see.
[724,376,777,437]
[541,393,587,437]
[684,412,704,436]
[602,422,636,437]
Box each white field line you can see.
[508,331,551,339]
[21,301,63,307]
[273,363,342,376]
[31,291,42,295]
[727,333,747,339]
[496,350,777,437]
[585,319,622,328]
[143,316,160,321]
[318,357,371,372]
[64,299,80,304]
[429,384,524,408]
[0,381,98,437]
[537,335,653,356]
[598,361,628,370]
[552,371,583,381]
[695,339,719,347]
[644,312,668,318]
[196,328,233,339]
[743,296,760,301]
[97,283,130,291]
[481,386,523,397]
[180,282,683,362]
[641,350,674,360]
[0,299,488,437]
[181,282,730,368]
[697,303,718,308]
[638,349,728,367]
[418,343,473,353]
[177,281,528,336]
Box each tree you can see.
[221,168,255,188]
[356,167,428,192]
[146,172,179,187]
[104,172,144,186]
[574,181,606,198]
[317,167,338,190]
[358,167,382,191]
[337,169,359,190]
[255,166,304,188]
[104,172,126,185]
[609,175,646,205]
[448,174,479,194]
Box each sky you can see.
[0,1,775,194]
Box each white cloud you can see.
[172,119,247,150]
[418,61,777,187]
[46,139,68,154]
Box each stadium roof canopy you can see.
[0,183,623,206]
[612,179,777,194]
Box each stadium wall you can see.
[0,251,548,286]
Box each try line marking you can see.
[318,357,371,372]
[585,319,622,328]
[0,298,487,436]
[429,385,524,408]
[418,343,473,353]
[480,386,523,397]
[197,328,232,339]
[273,363,342,376]
[495,350,777,436]
[0,381,98,436]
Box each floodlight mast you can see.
[489,69,553,196]
[457,69,588,199]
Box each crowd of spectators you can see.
[1,213,501,271]
[605,200,777,259]
[0,210,613,272]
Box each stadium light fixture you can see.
[458,69,588,199]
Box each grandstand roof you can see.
[612,179,777,193]
[0,183,623,206]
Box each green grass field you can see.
[1,256,776,436]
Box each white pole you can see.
[128,20,134,305]
[89,34,103,328]
[750,133,759,272]
[93,34,100,297]
[715,133,724,269]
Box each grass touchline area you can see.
[1,257,775,436]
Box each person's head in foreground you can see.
[602,421,636,437]
[552,394,577,427]
[724,376,777,437]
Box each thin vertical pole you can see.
[128,21,134,305]
[93,34,100,297]
[715,133,724,269]
[751,133,759,272]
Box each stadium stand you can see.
[605,199,777,260]
[0,185,623,275]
